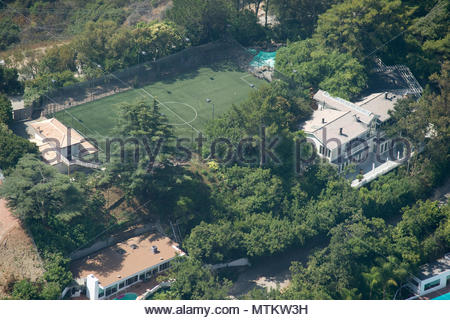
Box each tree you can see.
[239,213,296,257]
[168,0,233,45]
[40,282,61,300]
[132,22,186,63]
[115,99,174,170]
[11,279,40,300]
[0,94,13,125]
[158,257,231,299]
[0,65,23,96]
[184,221,244,263]
[39,44,77,74]
[314,0,408,61]
[403,0,450,81]
[362,256,408,299]
[229,9,266,46]
[0,155,106,254]
[23,70,78,106]
[276,39,367,100]
[272,0,338,40]
[214,166,284,217]
[0,123,38,170]
[386,62,450,185]
[75,20,122,73]
[0,17,20,50]
[42,252,73,290]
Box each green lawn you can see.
[54,67,266,146]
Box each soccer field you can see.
[54,67,266,143]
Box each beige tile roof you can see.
[71,233,184,288]
[30,118,91,149]
[35,141,61,166]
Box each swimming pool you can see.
[115,292,138,300]
[432,292,450,300]
[249,50,277,68]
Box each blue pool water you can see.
[249,50,277,68]
[115,292,138,300]
[432,292,450,300]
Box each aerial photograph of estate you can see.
[0,0,448,319]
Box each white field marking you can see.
[163,101,198,126]
[107,72,202,134]
[240,74,255,87]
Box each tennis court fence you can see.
[34,39,254,119]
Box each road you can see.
[229,237,327,297]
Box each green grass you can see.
[54,66,266,146]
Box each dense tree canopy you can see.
[0,123,38,170]
[167,0,233,45]
[155,257,231,300]
[0,93,13,125]
[0,17,20,50]
[0,155,107,254]
[276,39,367,99]
[272,0,340,40]
[0,65,23,96]
[314,0,408,61]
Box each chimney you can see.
[66,126,72,161]
[339,128,343,135]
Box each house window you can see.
[139,273,145,281]
[105,285,117,297]
[319,145,324,155]
[126,275,138,286]
[118,282,125,289]
[327,149,331,158]
[159,262,171,272]
[424,279,441,291]
[98,288,104,298]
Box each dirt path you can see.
[229,237,327,297]
[0,182,20,243]
[430,176,450,204]
[0,182,44,297]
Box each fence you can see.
[13,106,33,121]
[38,39,254,118]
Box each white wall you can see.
[408,270,450,297]
[419,271,450,296]
[86,274,99,300]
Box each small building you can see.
[69,233,184,300]
[407,253,450,297]
[28,118,98,172]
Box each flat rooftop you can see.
[355,92,400,122]
[417,254,450,281]
[71,233,183,287]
